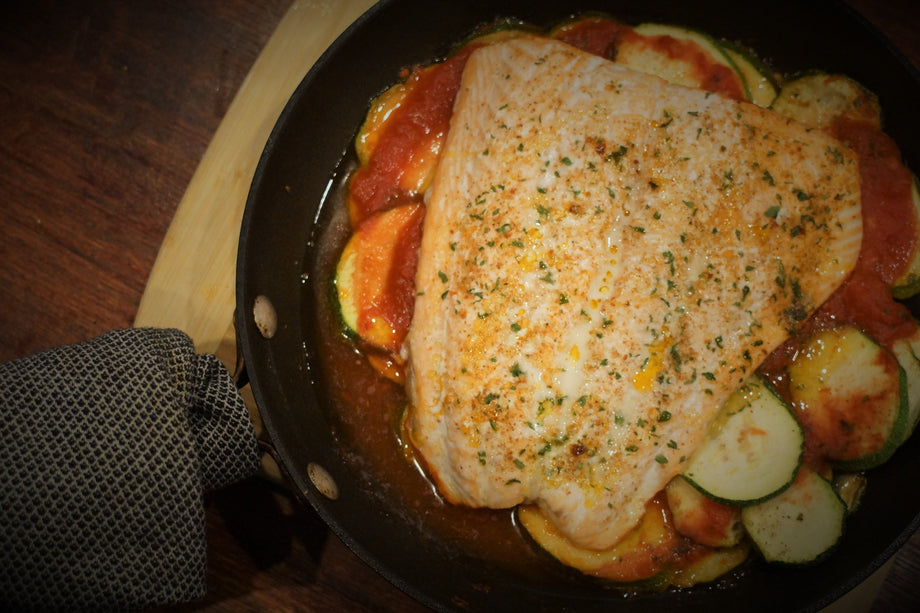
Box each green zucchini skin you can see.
[834,366,909,472]
[719,40,779,107]
[682,375,803,507]
[892,179,920,299]
[833,472,867,515]
[891,324,920,446]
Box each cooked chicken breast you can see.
[405,35,862,551]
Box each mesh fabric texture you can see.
[0,328,260,611]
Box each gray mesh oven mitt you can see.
[0,327,261,611]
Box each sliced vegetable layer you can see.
[891,322,920,442]
[788,325,908,471]
[665,476,744,548]
[892,180,920,299]
[335,203,425,353]
[770,73,881,128]
[333,10,920,590]
[615,23,748,100]
[741,467,846,565]
[720,40,779,107]
[518,495,748,584]
[682,376,803,506]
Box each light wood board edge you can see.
[134,0,377,369]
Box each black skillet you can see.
[236,0,920,610]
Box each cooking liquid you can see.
[308,189,585,589]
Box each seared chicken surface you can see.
[405,36,862,550]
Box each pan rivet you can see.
[253,295,277,339]
[307,462,339,500]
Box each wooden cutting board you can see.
[134,0,376,370]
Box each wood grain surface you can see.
[1,1,919,611]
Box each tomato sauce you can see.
[759,117,918,387]
[383,206,425,347]
[677,496,740,548]
[347,45,477,226]
[551,16,629,59]
[352,204,426,354]
[552,17,746,100]
[814,119,918,347]
[620,29,746,100]
[830,119,917,285]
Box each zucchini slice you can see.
[833,472,867,514]
[682,375,803,506]
[719,41,779,107]
[354,80,413,166]
[519,494,748,587]
[770,73,882,129]
[614,23,748,99]
[741,467,846,565]
[788,325,909,471]
[663,543,750,589]
[517,496,681,583]
[891,179,920,299]
[335,202,425,352]
[665,475,745,547]
[891,322,920,444]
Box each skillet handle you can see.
[231,309,337,502]
[229,330,296,492]
[255,437,293,489]
[253,437,316,505]
[231,359,288,488]
[233,358,339,503]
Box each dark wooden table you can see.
[2,1,919,611]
